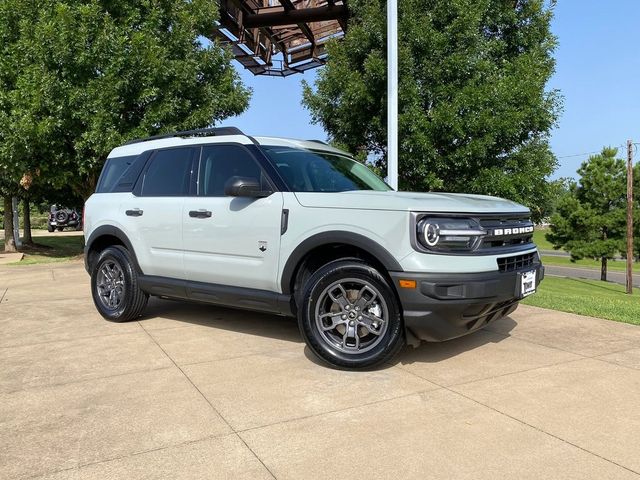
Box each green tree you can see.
[1,0,250,201]
[547,148,627,281]
[302,0,561,219]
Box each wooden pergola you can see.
[214,0,348,77]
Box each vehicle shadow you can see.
[139,297,303,344]
[139,297,518,367]
[392,316,518,366]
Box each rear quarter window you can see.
[96,155,138,193]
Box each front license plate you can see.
[520,270,537,297]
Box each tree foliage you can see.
[0,0,250,199]
[302,0,561,218]
[546,148,633,281]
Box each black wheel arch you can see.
[281,231,403,296]
[85,225,142,274]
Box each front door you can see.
[183,144,283,291]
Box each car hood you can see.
[294,190,529,214]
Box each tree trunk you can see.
[601,256,608,282]
[22,197,33,245]
[3,196,17,253]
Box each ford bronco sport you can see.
[84,127,543,369]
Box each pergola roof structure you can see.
[215,0,348,77]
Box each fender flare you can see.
[84,225,142,273]
[280,231,404,294]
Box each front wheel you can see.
[91,246,148,322]
[298,260,405,369]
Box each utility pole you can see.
[387,0,398,190]
[627,140,634,294]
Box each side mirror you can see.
[224,176,272,198]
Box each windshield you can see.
[261,145,391,192]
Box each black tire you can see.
[91,245,148,322]
[55,210,69,223]
[298,259,404,369]
[47,223,55,232]
[57,227,64,232]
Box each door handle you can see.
[189,209,212,218]
[125,209,143,217]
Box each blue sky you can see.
[228,1,640,179]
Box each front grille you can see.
[479,215,534,251]
[497,252,537,272]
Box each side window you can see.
[96,155,137,193]
[141,148,192,196]
[198,145,267,196]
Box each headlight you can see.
[416,217,487,252]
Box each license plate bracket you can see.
[519,269,537,298]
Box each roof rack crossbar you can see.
[123,127,245,145]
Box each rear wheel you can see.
[298,260,404,369]
[91,246,148,322]
[47,223,54,232]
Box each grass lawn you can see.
[523,276,640,325]
[532,229,557,251]
[541,254,639,273]
[2,235,84,265]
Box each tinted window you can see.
[141,148,192,196]
[261,146,390,192]
[96,155,137,193]
[198,145,267,196]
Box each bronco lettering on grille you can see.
[493,226,534,236]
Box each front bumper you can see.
[390,263,544,345]
[49,220,80,226]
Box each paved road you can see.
[540,249,570,257]
[0,229,83,238]
[545,264,640,287]
[1,261,639,479]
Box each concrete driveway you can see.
[1,262,639,479]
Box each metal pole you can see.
[387,0,399,190]
[626,140,634,294]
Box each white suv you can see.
[84,127,543,369]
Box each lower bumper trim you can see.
[390,264,543,345]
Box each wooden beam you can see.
[243,4,347,28]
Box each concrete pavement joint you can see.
[484,325,596,359]
[136,321,279,480]
[590,353,640,372]
[0,329,146,351]
[235,383,441,436]
[25,432,237,480]
[394,355,588,391]
[0,295,92,307]
[0,364,175,396]
[0,287,7,304]
[446,385,640,477]
[486,320,640,361]
[392,362,640,476]
[178,344,304,369]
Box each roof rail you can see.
[306,139,329,145]
[123,127,245,145]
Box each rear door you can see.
[121,147,196,279]
[182,144,283,291]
